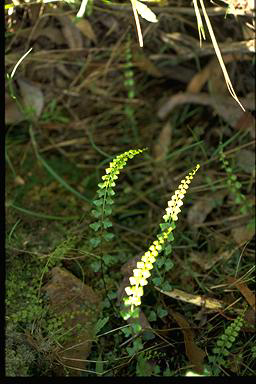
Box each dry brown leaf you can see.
[236,149,255,174]
[186,57,226,94]
[186,54,248,95]
[33,26,66,45]
[231,224,255,246]
[17,78,44,119]
[190,249,236,270]
[5,78,44,124]
[187,191,227,227]
[5,92,24,124]
[153,120,172,162]
[228,277,256,311]
[244,308,256,332]
[157,92,255,129]
[58,15,83,49]
[42,267,100,375]
[234,111,255,139]
[187,199,214,227]
[169,309,205,374]
[75,18,97,44]
[133,50,162,77]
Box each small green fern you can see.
[219,143,251,214]
[123,35,138,141]
[89,148,147,249]
[121,164,200,325]
[208,311,245,373]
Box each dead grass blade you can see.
[197,0,245,111]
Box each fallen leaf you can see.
[231,224,255,246]
[158,91,255,128]
[14,176,25,186]
[5,78,44,124]
[190,249,236,270]
[33,26,66,45]
[17,78,44,119]
[228,277,256,311]
[236,149,255,174]
[54,13,83,49]
[186,57,227,94]
[133,50,162,77]
[243,308,256,332]
[42,267,100,375]
[153,120,172,162]
[234,111,255,139]
[169,309,206,374]
[5,92,24,124]
[75,18,97,44]
[187,191,227,227]
[187,199,214,227]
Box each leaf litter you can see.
[5,0,255,376]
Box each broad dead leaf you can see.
[188,191,227,227]
[58,14,83,49]
[75,18,97,44]
[5,78,44,124]
[133,50,162,77]
[169,309,205,374]
[153,120,172,162]
[234,111,255,139]
[231,224,255,246]
[157,91,255,129]
[33,26,66,45]
[190,249,236,270]
[42,267,100,375]
[17,78,44,119]
[236,149,255,174]
[228,277,256,312]
[5,92,24,124]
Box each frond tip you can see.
[163,164,200,222]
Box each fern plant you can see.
[219,143,251,214]
[123,35,138,142]
[208,311,246,374]
[88,148,200,333]
[89,148,147,248]
[121,164,200,326]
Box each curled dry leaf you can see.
[42,267,100,375]
[133,49,162,77]
[5,78,44,124]
[187,191,227,227]
[234,111,255,139]
[17,78,44,119]
[236,149,255,174]
[59,14,84,49]
[228,276,256,312]
[231,224,255,246]
[157,91,255,129]
[169,309,206,374]
[153,120,172,162]
[75,18,97,44]
[190,249,236,270]
[5,92,24,125]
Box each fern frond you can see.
[122,164,200,322]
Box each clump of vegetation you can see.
[5,0,255,377]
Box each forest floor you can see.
[5,0,255,377]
